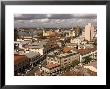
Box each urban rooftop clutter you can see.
[14,14,97,76]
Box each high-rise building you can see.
[85,23,95,41]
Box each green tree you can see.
[71,60,80,68]
[65,65,71,70]
[83,56,92,64]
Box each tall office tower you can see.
[85,23,95,41]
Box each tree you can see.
[83,56,92,64]
[65,65,71,71]
[71,60,80,68]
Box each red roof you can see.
[46,63,60,69]
[78,48,96,55]
[63,47,72,53]
[49,31,57,37]
[14,54,27,64]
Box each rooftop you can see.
[29,45,44,49]
[78,48,96,55]
[66,43,77,46]
[14,54,27,64]
[57,51,78,58]
[20,41,30,45]
[25,51,40,58]
[84,61,97,68]
[63,47,72,53]
[46,63,60,69]
[29,41,47,49]
[48,31,57,37]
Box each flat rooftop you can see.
[78,48,96,55]
[57,51,78,58]
[46,63,60,69]
[14,54,27,65]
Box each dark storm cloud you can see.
[72,14,96,19]
[15,14,97,20]
[14,14,97,28]
[15,14,47,20]
[49,14,74,19]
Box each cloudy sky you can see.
[14,14,97,28]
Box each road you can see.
[24,49,59,76]
[24,59,46,76]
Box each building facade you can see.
[78,48,97,62]
[14,54,30,76]
[47,50,80,68]
[85,23,95,41]
[41,63,60,75]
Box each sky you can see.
[14,14,97,28]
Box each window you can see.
[64,60,67,62]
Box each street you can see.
[24,58,46,76]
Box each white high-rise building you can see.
[85,23,95,41]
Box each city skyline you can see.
[14,14,97,76]
[14,14,97,28]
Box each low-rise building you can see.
[78,44,94,49]
[65,43,78,49]
[14,41,30,49]
[14,54,30,76]
[57,51,80,67]
[16,38,24,41]
[43,30,50,36]
[60,37,65,41]
[23,36,32,41]
[29,45,44,55]
[70,37,84,45]
[41,62,60,75]
[43,30,57,37]
[14,41,22,49]
[81,40,88,45]
[29,41,47,55]
[84,61,97,72]
[57,41,62,47]
[66,30,76,37]
[47,47,80,68]
[14,48,26,55]
[25,51,41,67]
[78,48,97,62]
[33,35,38,41]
